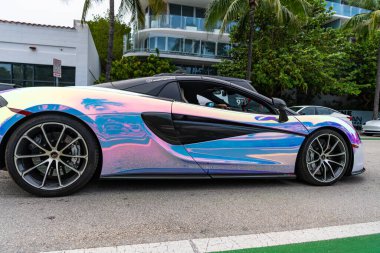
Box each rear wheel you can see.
[5,114,99,197]
[298,129,350,186]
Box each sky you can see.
[0,0,128,27]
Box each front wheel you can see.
[297,129,350,186]
[5,114,99,197]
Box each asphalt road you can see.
[0,140,379,253]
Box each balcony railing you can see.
[145,14,234,33]
[125,48,230,60]
[326,1,370,17]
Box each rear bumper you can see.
[351,143,365,175]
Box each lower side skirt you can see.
[100,173,297,180]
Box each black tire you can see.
[297,129,350,186]
[5,114,99,197]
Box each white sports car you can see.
[362,119,380,136]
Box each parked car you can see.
[362,119,380,136]
[0,83,20,91]
[0,75,364,196]
[289,105,352,123]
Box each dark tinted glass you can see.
[158,82,181,101]
[217,43,231,57]
[202,41,216,56]
[157,37,166,50]
[12,64,23,80]
[125,81,167,96]
[169,4,181,15]
[0,63,11,81]
[300,107,316,115]
[168,37,182,52]
[61,67,76,83]
[196,8,205,18]
[35,65,54,82]
[316,107,332,115]
[182,5,193,17]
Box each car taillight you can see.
[347,116,353,121]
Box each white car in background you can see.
[362,119,380,136]
[289,106,353,124]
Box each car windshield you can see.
[289,106,303,111]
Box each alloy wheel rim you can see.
[14,122,88,190]
[306,134,347,183]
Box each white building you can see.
[124,0,370,75]
[125,0,231,75]
[0,19,100,86]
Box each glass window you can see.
[193,41,200,55]
[184,39,193,53]
[61,67,75,83]
[12,63,24,81]
[34,65,54,82]
[202,41,216,56]
[149,37,156,49]
[196,8,205,18]
[182,6,193,17]
[217,43,231,57]
[168,37,182,52]
[25,64,34,81]
[316,107,332,115]
[169,4,181,15]
[157,37,166,51]
[299,107,316,115]
[180,82,273,114]
[0,63,11,81]
[159,82,181,101]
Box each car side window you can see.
[179,82,273,115]
[158,82,181,101]
[316,107,331,115]
[299,107,316,115]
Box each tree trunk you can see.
[105,0,115,81]
[246,0,257,81]
[373,42,380,119]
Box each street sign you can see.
[53,58,62,78]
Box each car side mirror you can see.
[272,98,289,123]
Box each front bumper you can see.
[0,106,20,170]
[351,142,365,175]
[362,125,380,134]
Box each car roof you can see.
[154,73,257,92]
[96,75,256,92]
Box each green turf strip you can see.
[214,233,380,253]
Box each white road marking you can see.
[43,221,380,253]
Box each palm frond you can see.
[118,0,145,27]
[82,0,92,22]
[344,0,380,11]
[205,0,242,31]
[148,0,167,15]
[343,11,380,39]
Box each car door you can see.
[171,88,309,175]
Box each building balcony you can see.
[145,14,234,33]
[124,48,230,65]
[326,0,370,18]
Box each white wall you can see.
[0,20,100,86]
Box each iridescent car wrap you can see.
[0,86,364,178]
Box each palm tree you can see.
[343,0,380,119]
[82,0,166,81]
[205,0,311,81]
[82,0,115,81]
